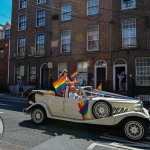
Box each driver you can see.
[69,86,81,99]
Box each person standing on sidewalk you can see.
[121,71,126,92]
[16,79,24,97]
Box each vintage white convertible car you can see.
[24,86,150,141]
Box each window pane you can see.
[61,31,71,53]
[58,63,67,78]
[0,50,4,59]
[77,62,88,85]
[122,18,136,47]
[37,10,45,26]
[20,0,27,9]
[87,26,99,51]
[122,0,136,9]
[19,15,26,30]
[36,34,45,51]
[38,0,46,4]
[29,65,36,85]
[61,3,72,21]
[136,58,150,86]
[88,0,99,15]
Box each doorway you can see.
[41,64,49,89]
[113,59,127,91]
[96,67,106,87]
[115,66,125,91]
[94,60,107,89]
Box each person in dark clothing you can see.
[121,71,126,92]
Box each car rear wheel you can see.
[31,107,46,124]
[92,101,112,118]
[123,118,148,141]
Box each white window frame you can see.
[0,50,4,59]
[37,0,46,4]
[61,3,72,21]
[122,18,136,48]
[5,29,10,39]
[36,9,45,26]
[18,14,26,31]
[135,58,150,86]
[61,30,71,53]
[17,37,26,56]
[58,63,67,79]
[121,0,136,10]
[19,0,27,9]
[87,25,99,51]
[28,65,36,85]
[36,34,45,52]
[87,0,99,16]
[77,62,88,86]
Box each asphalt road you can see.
[0,95,150,150]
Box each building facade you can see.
[112,0,150,95]
[9,0,53,93]
[0,22,11,92]
[51,0,112,90]
[10,0,113,93]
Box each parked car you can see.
[24,86,150,141]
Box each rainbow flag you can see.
[53,77,66,93]
[70,70,79,80]
[78,100,89,120]
[98,82,102,91]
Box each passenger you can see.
[59,69,74,86]
[69,86,81,99]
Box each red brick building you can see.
[0,22,11,92]
[10,0,113,93]
[9,0,53,93]
[112,0,150,95]
[51,0,112,90]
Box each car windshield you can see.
[80,87,137,100]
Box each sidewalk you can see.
[0,93,27,101]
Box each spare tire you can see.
[92,100,112,118]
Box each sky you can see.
[0,0,12,25]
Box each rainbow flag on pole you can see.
[70,70,79,81]
[78,100,89,120]
[53,77,66,93]
[97,82,102,91]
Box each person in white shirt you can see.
[69,86,80,99]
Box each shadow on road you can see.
[19,118,122,141]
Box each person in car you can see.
[59,69,74,86]
[69,86,81,99]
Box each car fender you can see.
[83,109,150,126]
[24,102,52,118]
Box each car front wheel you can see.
[123,118,148,141]
[31,107,46,124]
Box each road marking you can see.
[87,143,116,150]
[0,112,4,113]
[110,142,145,150]
[100,136,150,148]
[87,142,146,150]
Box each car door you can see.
[47,96,65,116]
[64,97,83,119]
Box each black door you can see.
[41,65,49,89]
[97,67,106,89]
